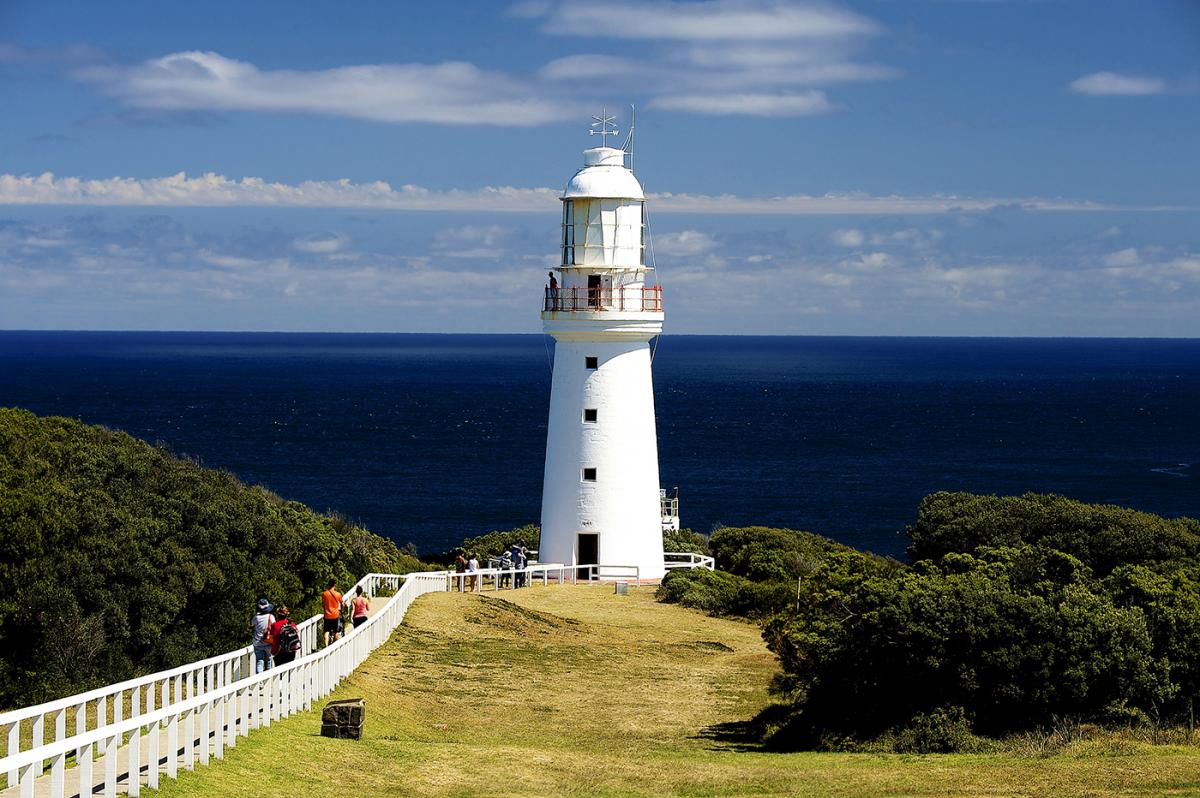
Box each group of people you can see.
[453,544,531,591]
[250,579,372,672]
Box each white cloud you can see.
[1102,248,1139,267]
[524,0,892,117]
[831,228,865,247]
[1,171,1185,215]
[526,0,882,41]
[649,90,836,116]
[653,230,718,256]
[845,251,891,270]
[539,54,642,81]
[1069,71,1166,97]
[74,50,571,125]
[293,233,350,254]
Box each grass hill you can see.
[0,407,424,708]
[149,585,1200,798]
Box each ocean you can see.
[1,331,1197,559]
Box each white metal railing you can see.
[663,552,715,570]
[0,559,702,797]
[443,562,644,594]
[0,570,398,793]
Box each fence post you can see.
[5,721,17,788]
[198,700,210,766]
[147,713,160,789]
[165,712,178,779]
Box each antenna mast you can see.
[623,104,637,174]
[590,108,619,147]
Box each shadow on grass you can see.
[694,718,767,752]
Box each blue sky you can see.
[1,0,1198,335]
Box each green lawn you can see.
[153,585,1200,797]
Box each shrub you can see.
[657,568,795,619]
[909,491,1200,576]
[892,706,979,754]
[663,527,710,556]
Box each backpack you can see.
[276,621,301,653]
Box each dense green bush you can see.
[909,491,1200,575]
[662,527,709,556]
[0,408,424,709]
[756,493,1200,750]
[657,568,795,618]
[657,526,898,620]
[658,494,1200,750]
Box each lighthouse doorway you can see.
[577,533,598,579]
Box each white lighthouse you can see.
[539,114,666,581]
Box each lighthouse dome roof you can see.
[563,147,644,201]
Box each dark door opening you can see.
[587,274,601,308]
[577,533,598,580]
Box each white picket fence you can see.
[0,558,684,798]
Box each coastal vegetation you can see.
[658,495,1200,752]
[0,407,423,709]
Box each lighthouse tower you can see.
[539,115,666,581]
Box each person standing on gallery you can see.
[350,585,370,631]
[548,271,559,310]
[251,597,275,673]
[322,578,344,646]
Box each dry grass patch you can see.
[152,584,1200,798]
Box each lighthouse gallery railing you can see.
[543,285,662,313]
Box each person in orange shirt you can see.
[321,578,344,646]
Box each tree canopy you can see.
[0,408,423,709]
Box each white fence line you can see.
[0,560,681,797]
[0,570,398,791]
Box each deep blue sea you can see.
[1,331,1197,559]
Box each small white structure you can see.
[539,116,667,581]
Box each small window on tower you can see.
[582,467,597,482]
[585,356,599,369]
[583,408,598,423]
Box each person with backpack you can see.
[271,605,301,666]
[322,578,344,646]
[251,597,275,673]
[350,585,370,630]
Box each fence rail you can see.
[663,552,715,570]
[0,560,696,797]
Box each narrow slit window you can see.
[582,467,597,482]
[583,408,598,423]
[585,356,598,369]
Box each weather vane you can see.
[590,108,619,147]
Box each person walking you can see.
[270,605,301,667]
[251,597,275,673]
[499,549,513,588]
[322,579,344,646]
[513,544,528,588]
[350,585,370,631]
[454,551,468,592]
[467,553,480,592]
